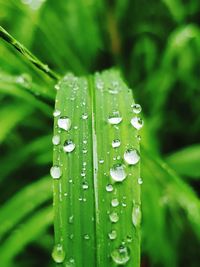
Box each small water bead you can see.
[127,235,133,243]
[63,140,76,153]
[84,234,90,240]
[83,149,88,154]
[82,113,88,120]
[99,159,104,164]
[106,184,113,192]
[112,139,121,148]
[108,230,117,240]
[54,84,60,90]
[53,109,61,117]
[111,245,130,265]
[109,212,119,223]
[52,244,65,263]
[108,111,122,125]
[82,181,89,190]
[124,149,140,165]
[132,103,142,114]
[131,117,144,130]
[132,203,142,227]
[50,166,62,179]
[111,198,119,207]
[58,116,71,131]
[68,215,74,224]
[138,177,143,185]
[136,134,141,142]
[52,135,60,145]
[110,164,127,182]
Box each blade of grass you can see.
[0,206,53,267]
[166,144,200,179]
[52,70,141,266]
[0,26,60,80]
[0,175,51,239]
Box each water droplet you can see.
[108,112,122,125]
[124,149,140,165]
[108,88,119,95]
[106,184,113,192]
[82,181,89,190]
[136,135,141,142]
[111,198,119,207]
[111,245,130,265]
[112,139,121,148]
[50,166,62,179]
[99,159,104,164]
[58,116,71,131]
[54,84,60,90]
[110,164,127,182]
[132,103,142,114]
[109,212,119,223]
[131,117,144,130]
[127,235,133,243]
[53,109,61,117]
[52,135,60,145]
[68,215,74,224]
[52,244,65,263]
[63,140,75,153]
[82,113,88,120]
[84,234,90,240]
[132,203,141,227]
[83,149,88,154]
[108,230,117,240]
[138,177,143,184]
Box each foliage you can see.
[0,0,200,267]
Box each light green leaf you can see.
[52,70,141,266]
[166,144,200,179]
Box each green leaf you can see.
[166,144,200,179]
[0,176,51,239]
[52,70,141,266]
[0,206,53,267]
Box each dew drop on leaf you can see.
[109,212,119,223]
[111,198,119,207]
[58,116,71,131]
[132,103,142,114]
[108,230,117,240]
[54,84,60,90]
[50,166,62,179]
[106,184,114,192]
[112,139,121,148]
[131,117,144,130]
[52,243,65,263]
[124,149,140,165]
[82,113,88,120]
[110,164,127,182]
[84,234,90,240]
[52,135,60,145]
[108,111,122,125]
[132,203,141,227]
[138,177,143,184]
[82,181,89,190]
[111,245,130,265]
[63,140,76,153]
[53,109,61,117]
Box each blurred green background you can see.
[0,0,200,266]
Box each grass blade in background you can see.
[52,70,142,266]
